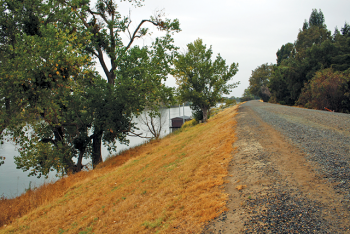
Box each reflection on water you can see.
[0,141,54,198]
[0,106,191,198]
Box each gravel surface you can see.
[252,101,350,202]
[202,100,350,233]
[244,190,331,233]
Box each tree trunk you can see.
[202,107,208,123]
[62,151,76,175]
[1,98,11,135]
[76,149,84,172]
[92,131,103,168]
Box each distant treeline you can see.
[245,9,350,113]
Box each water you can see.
[0,106,191,198]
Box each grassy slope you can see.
[0,105,237,234]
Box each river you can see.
[0,106,191,198]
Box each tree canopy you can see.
[248,8,350,113]
[248,63,273,102]
[240,88,256,102]
[0,0,180,177]
[173,38,239,122]
[1,0,96,176]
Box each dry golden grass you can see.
[0,144,151,228]
[0,105,237,234]
[0,171,88,227]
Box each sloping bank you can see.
[0,105,237,234]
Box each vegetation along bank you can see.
[244,9,350,113]
[0,105,237,233]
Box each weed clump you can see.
[181,119,198,129]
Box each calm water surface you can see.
[0,106,191,198]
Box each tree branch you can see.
[87,9,108,24]
[125,19,159,51]
[127,131,152,139]
[75,9,112,83]
[40,138,57,146]
[96,46,113,83]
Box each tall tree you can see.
[265,9,350,110]
[279,9,331,104]
[0,0,96,176]
[268,65,293,105]
[248,63,273,102]
[276,43,295,65]
[68,0,180,165]
[295,9,330,59]
[173,38,239,122]
[331,23,350,71]
[1,0,180,177]
[308,9,325,27]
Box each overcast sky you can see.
[95,0,350,97]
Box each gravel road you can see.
[203,100,350,233]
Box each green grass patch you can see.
[142,216,164,229]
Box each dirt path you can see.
[203,101,350,233]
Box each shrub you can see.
[297,68,350,112]
[181,119,197,129]
[224,99,236,107]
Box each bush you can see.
[181,119,198,129]
[224,99,236,107]
[297,68,350,112]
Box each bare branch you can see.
[127,131,152,139]
[125,19,159,51]
[127,10,132,38]
[90,49,99,58]
[96,46,113,83]
[138,110,167,139]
